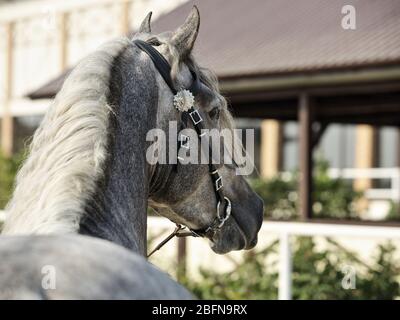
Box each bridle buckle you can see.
[189,109,203,125]
[215,176,223,191]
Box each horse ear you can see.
[171,6,200,59]
[138,12,152,33]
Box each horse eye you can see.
[209,107,220,120]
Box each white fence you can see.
[147,217,400,300]
[0,210,5,222]
[328,167,400,201]
[262,221,400,299]
[280,167,400,201]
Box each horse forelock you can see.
[2,38,131,235]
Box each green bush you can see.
[182,238,400,300]
[0,151,24,210]
[384,201,400,221]
[182,241,279,300]
[250,159,362,220]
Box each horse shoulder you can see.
[0,234,193,300]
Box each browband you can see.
[134,39,201,96]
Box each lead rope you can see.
[147,224,196,258]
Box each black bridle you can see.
[134,40,232,257]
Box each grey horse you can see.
[0,7,263,299]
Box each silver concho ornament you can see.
[173,89,195,112]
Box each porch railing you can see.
[328,167,400,201]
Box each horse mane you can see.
[2,38,131,235]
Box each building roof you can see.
[154,0,400,77]
[28,0,400,99]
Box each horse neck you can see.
[79,44,159,255]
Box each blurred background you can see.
[1,0,400,299]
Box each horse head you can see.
[139,7,264,254]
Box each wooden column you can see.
[58,12,69,71]
[260,120,282,179]
[354,125,378,191]
[1,22,15,157]
[120,0,132,35]
[298,93,314,220]
[177,237,187,281]
[397,128,400,168]
[397,128,400,215]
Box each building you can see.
[3,0,400,220]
